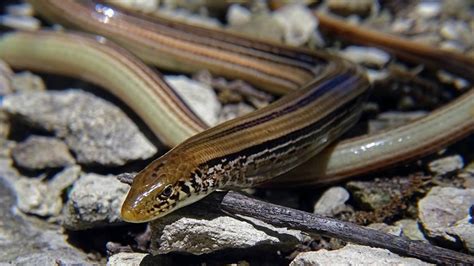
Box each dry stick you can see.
[218,191,474,265]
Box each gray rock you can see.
[290,244,431,265]
[428,155,464,175]
[165,75,221,126]
[107,252,148,266]
[149,196,306,255]
[395,219,428,242]
[418,187,474,251]
[2,90,157,166]
[313,186,350,216]
[0,174,90,264]
[14,165,80,217]
[62,173,129,230]
[12,135,75,170]
[11,71,45,92]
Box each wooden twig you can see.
[218,191,474,265]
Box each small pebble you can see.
[313,186,350,216]
[273,4,318,46]
[394,219,428,242]
[415,1,441,18]
[339,46,390,68]
[226,4,252,26]
[440,20,470,41]
[428,155,464,175]
[0,15,40,31]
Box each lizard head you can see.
[120,151,209,223]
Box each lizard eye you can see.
[161,185,173,198]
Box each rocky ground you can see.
[0,0,473,265]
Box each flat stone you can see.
[0,175,90,264]
[149,194,306,255]
[165,75,221,126]
[12,136,75,170]
[107,252,148,266]
[428,155,464,176]
[290,244,431,265]
[62,173,129,230]
[2,90,157,166]
[14,166,80,217]
[418,186,474,249]
[313,186,350,216]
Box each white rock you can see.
[273,4,318,46]
[290,244,431,265]
[313,186,350,216]
[415,1,441,18]
[227,4,252,26]
[340,46,390,67]
[0,15,40,31]
[165,75,221,126]
[428,155,464,175]
[107,252,148,266]
[11,71,45,92]
[418,187,474,246]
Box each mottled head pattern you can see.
[121,151,209,223]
